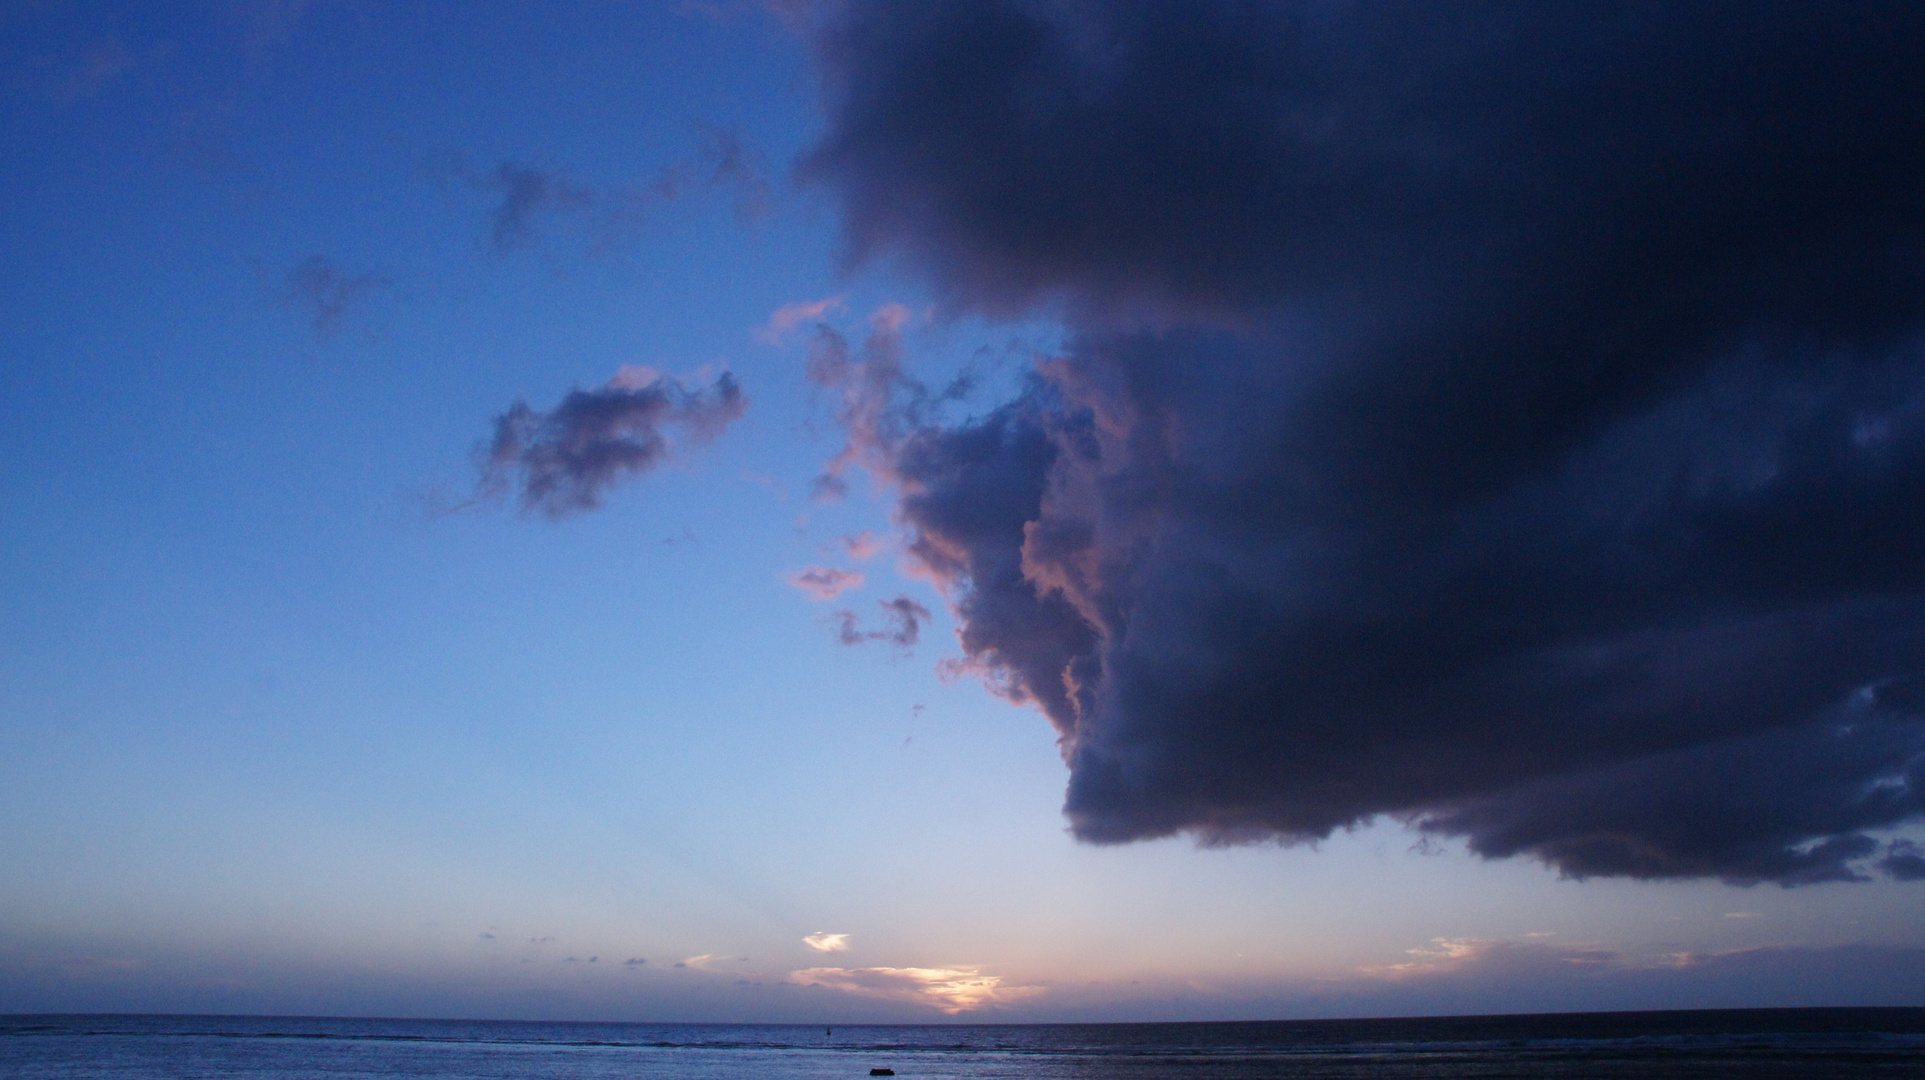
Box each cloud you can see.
[675,954,747,972]
[757,295,846,343]
[802,932,851,953]
[476,367,747,518]
[840,530,884,559]
[1365,937,1617,980]
[656,128,775,222]
[794,0,1925,884]
[803,304,970,501]
[280,255,390,340]
[789,566,864,600]
[828,595,931,649]
[1880,839,1925,881]
[789,966,1040,1013]
[429,133,771,255]
[484,162,595,251]
[624,957,647,967]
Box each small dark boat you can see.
[870,1070,894,1076]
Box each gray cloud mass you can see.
[478,368,746,518]
[799,0,1925,884]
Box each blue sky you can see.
[3,1,1924,1022]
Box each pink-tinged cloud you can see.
[802,932,851,953]
[828,595,931,648]
[1364,937,1618,980]
[789,566,864,600]
[804,303,960,501]
[674,954,747,972]
[789,966,1040,1013]
[756,295,846,343]
[840,530,884,559]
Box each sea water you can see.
[6,1009,1924,1079]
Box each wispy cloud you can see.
[657,128,773,222]
[475,367,747,519]
[803,303,968,501]
[789,567,864,600]
[279,254,390,340]
[840,530,884,559]
[828,595,931,648]
[756,295,845,343]
[486,162,595,251]
[789,966,1039,1013]
[1366,937,1618,980]
[428,130,774,256]
[802,932,851,953]
[675,954,746,971]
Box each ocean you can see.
[5,1009,1924,1079]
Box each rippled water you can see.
[6,1009,1924,1079]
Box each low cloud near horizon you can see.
[789,965,1040,1014]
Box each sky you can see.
[3,0,1925,1023]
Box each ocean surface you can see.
[5,1009,1924,1079]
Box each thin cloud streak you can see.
[757,295,846,343]
[475,366,746,519]
[789,966,1040,1013]
[828,595,931,649]
[789,567,864,600]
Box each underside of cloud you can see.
[800,0,1925,885]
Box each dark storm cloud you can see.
[802,0,1925,883]
[1881,840,1925,882]
[477,368,746,518]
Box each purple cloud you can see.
[281,254,390,340]
[795,0,1925,884]
[477,367,747,518]
[790,566,865,600]
[829,595,932,649]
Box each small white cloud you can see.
[1725,911,1764,919]
[803,931,851,953]
[789,966,1040,1014]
